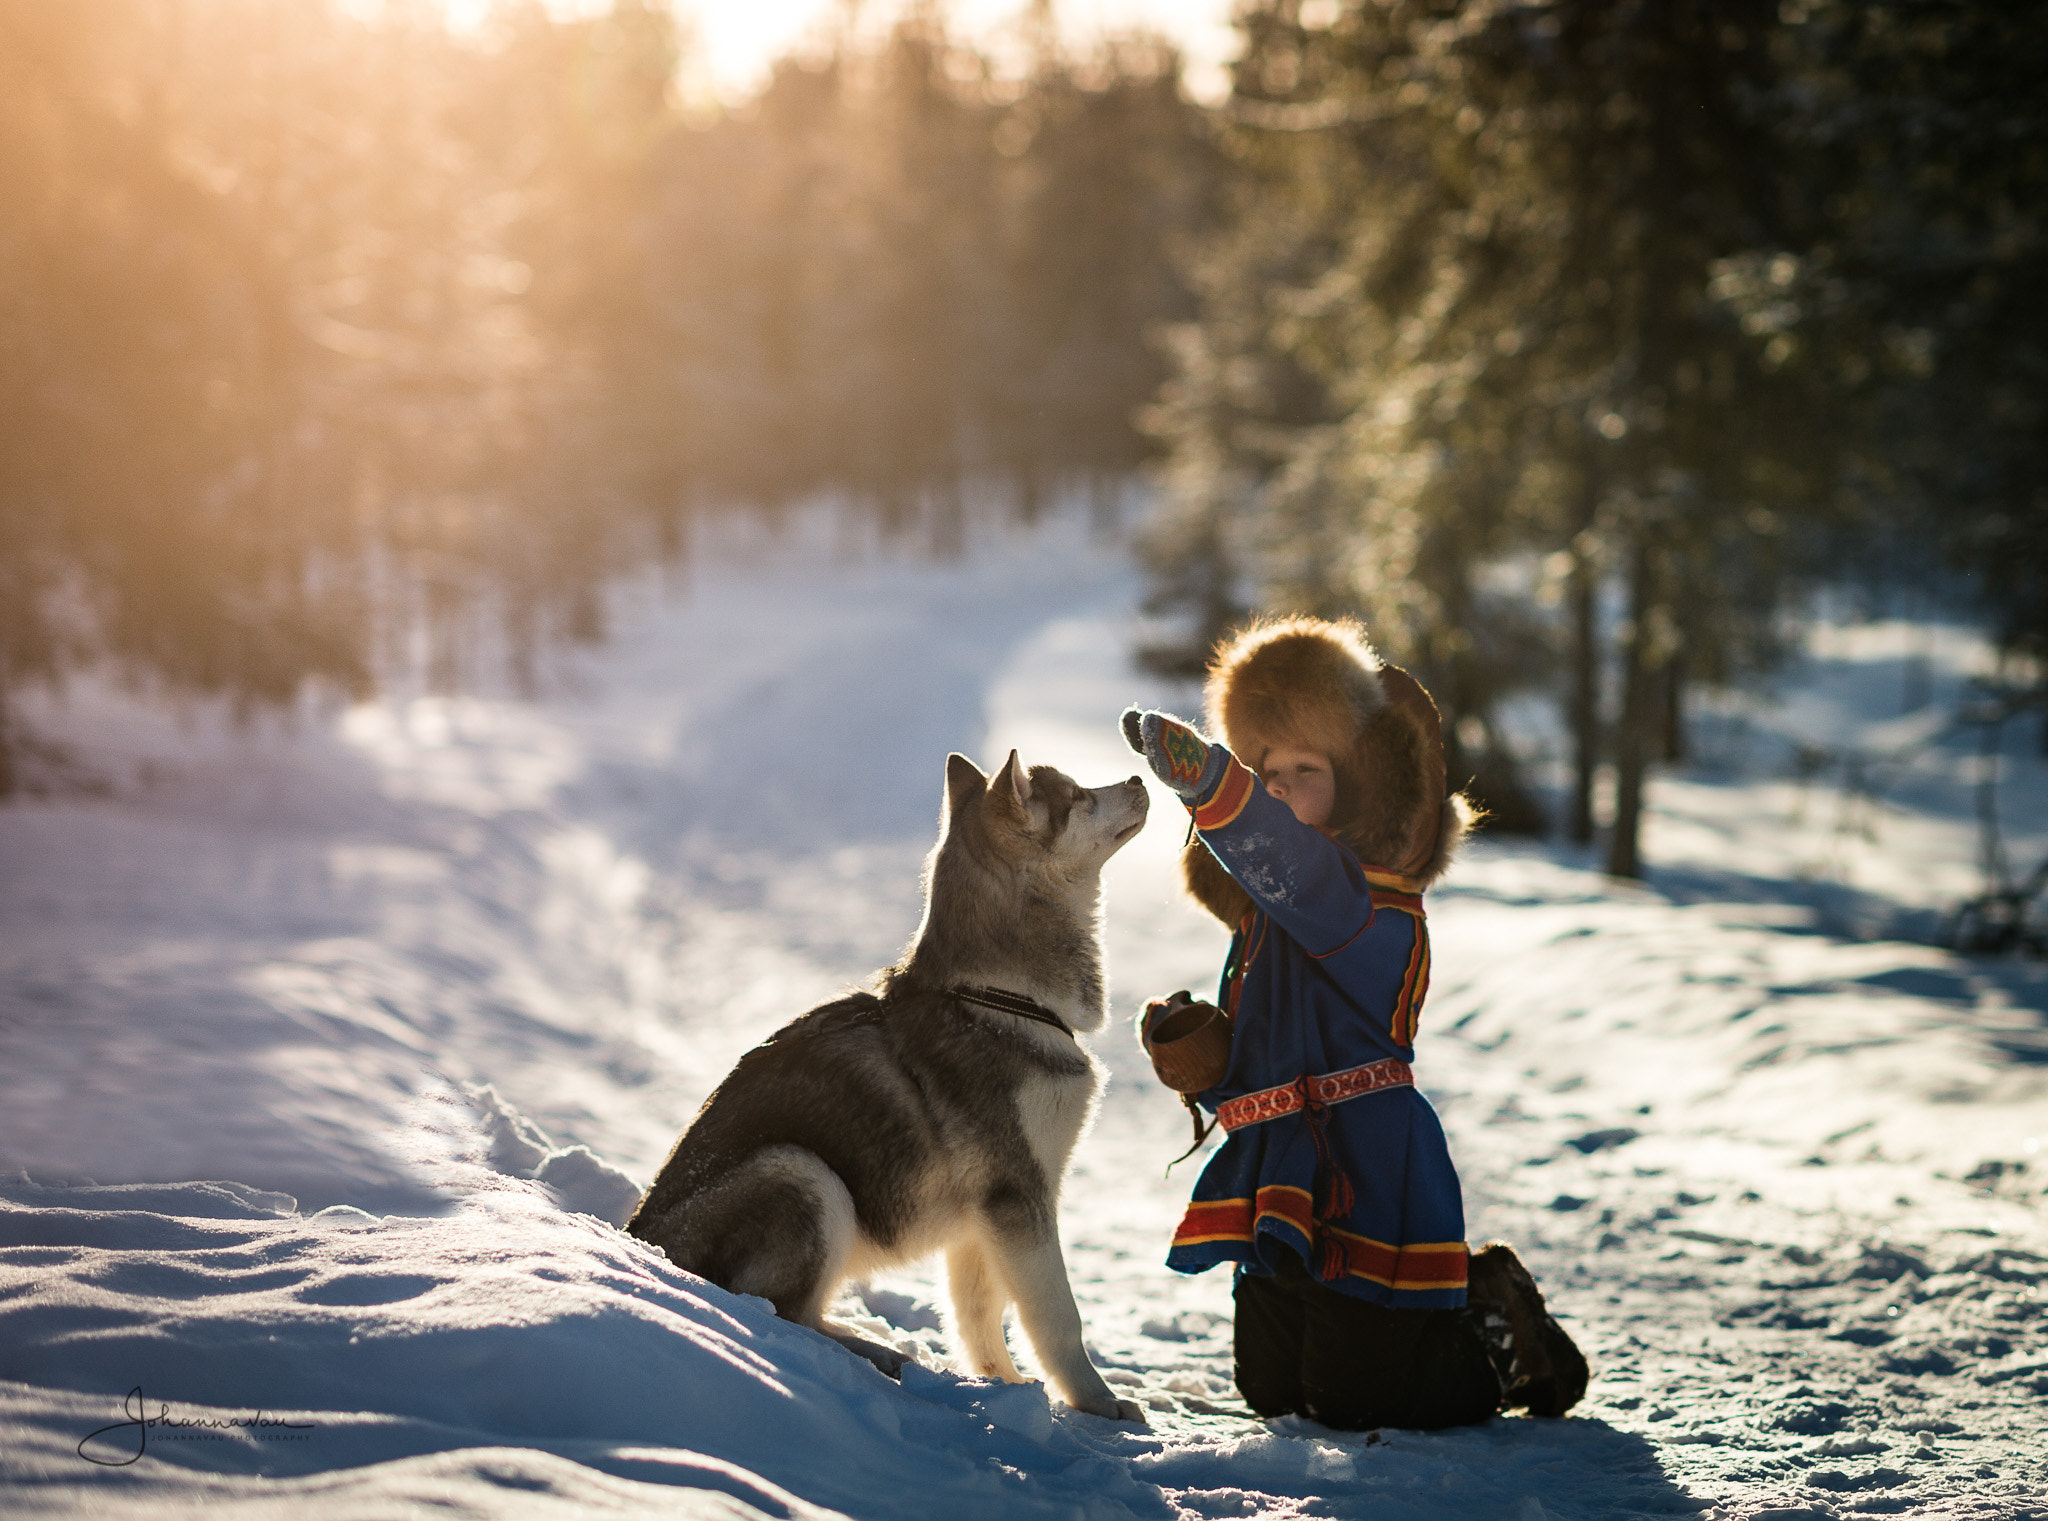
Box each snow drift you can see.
[2,506,2043,1519]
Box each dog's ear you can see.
[944,752,986,816]
[994,749,1033,812]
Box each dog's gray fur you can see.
[627,750,1148,1421]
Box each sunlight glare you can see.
[431,0,1235,104]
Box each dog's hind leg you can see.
[946,1238,1023,1382]
[739,1147,909,1380]
[729,1147,854,1326]
[651,1147,907,1378]
[987,1214,1144,1424]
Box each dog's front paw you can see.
[1072,1393,1149,1425]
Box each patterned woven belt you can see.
[1215,1057,1415,1133]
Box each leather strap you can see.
[952,984,1074,1038]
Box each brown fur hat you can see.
[1181,617,1476,926]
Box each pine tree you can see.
[1777,3,2048,675]
[1145,0,1828,866]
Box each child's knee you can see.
[1233,1359,1301,1418]
[1298,1300,1501,1432]
[1232,1269,1307,1416]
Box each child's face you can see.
[1260,746,1335,828]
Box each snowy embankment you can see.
[2,508,2043,1520]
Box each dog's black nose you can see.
[1129,774,1144,788]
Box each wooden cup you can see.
[1143,994,1232,1094]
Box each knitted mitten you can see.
[1121,707,1227,801]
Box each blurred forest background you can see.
[1,0,2043,881]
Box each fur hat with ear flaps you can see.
[1180,617,1477,927]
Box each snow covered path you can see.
[2,509,2043,1519]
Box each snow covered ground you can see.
[2,505,2043,1520]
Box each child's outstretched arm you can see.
[1123,706,1376,954]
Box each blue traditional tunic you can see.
[1165,746,1470,1309]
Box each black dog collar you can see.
[952,984,1074,1038]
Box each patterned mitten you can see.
[1120,707,1227,801]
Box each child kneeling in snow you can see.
[1122,617,1587,1431]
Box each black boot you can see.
[1467,1242,1589,1417]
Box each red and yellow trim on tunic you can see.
[1359,864,1425,917]
[1190,758,1257,832]
[1384,917,1433,1048]
[1172,1187,1469,1292]
[1391,918,1430,1047]
[1339,864,1427,1046]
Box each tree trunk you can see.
[1088,472,1121,536]
[1567,536,1601,846]
[1015,463,1045,525]
[929,475,965,559]
[1564,448,1604,845]
[1660,648,1687,764]
[1606,536,1654,879]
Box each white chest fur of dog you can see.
[627,750,1149,1423]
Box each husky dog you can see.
[627,750,1149,1422]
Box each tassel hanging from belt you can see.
[1294,1078,1358,1282]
